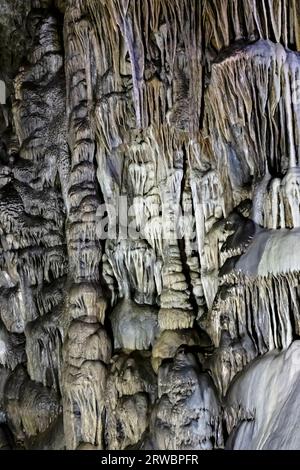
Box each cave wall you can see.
[1,0,300,450]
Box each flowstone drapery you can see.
[1,0,300,450]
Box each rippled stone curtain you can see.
[1,0,300,450]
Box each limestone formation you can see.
[0,0,300,450]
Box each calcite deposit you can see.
[1,0,300,450]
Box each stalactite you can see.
[1,0,300,451]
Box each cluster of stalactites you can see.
[203,0,300,53]
[3,0,300,451]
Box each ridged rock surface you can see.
[0,0,300,450]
